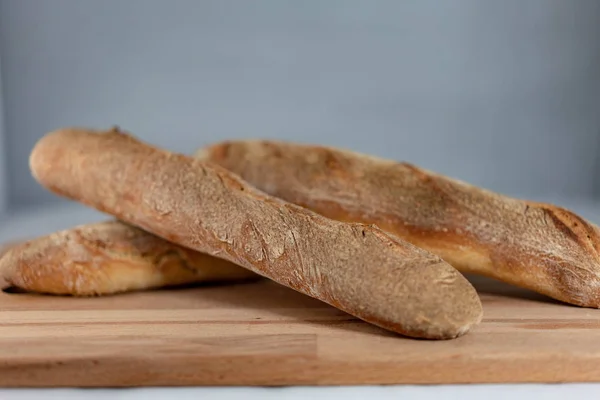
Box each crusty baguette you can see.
[0,220,257,296]
[197,139,600,308]
[28,127,482,339]
[0,241,18,290]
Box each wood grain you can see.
[0,272,600,386]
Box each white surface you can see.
[1,384,600,399]
[1,201,600,398]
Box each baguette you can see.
[0,241,18,290]
[0,220,257,296]
[28,127,483,339]
[197,139,600,308]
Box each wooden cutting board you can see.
[1,245,600,387]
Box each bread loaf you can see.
[0,220,257,296]
[0,241,18,290]
[197,139,600,308]
[28,127,483,339]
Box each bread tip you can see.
[429,263,484,339]
[0,247,18,288]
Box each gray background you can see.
[0,48,6,215]
[1,0,600,214]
